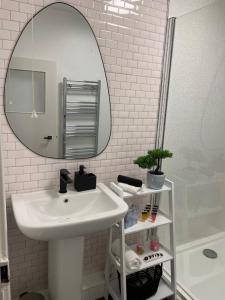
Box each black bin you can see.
[118,264,163,300]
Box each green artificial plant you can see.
[134,148,173,175]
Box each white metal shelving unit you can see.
[105,179,176,300]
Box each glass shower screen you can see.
[162,0,225,247]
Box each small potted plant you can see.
[134,148,173,189]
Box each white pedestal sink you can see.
[11,183,128,300]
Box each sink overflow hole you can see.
[64,199,69,203]
[203,249,218,259]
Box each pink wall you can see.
[0,0,168,298]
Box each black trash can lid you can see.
[20,292,45,300]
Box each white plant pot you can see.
[147,171,165,190]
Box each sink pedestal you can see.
[48,237,84,300]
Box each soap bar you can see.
[117,175,142,187]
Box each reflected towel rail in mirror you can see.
[65,147,96,159]
[63,77,100,158]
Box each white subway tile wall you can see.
[0,0,168,298]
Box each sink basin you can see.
[11,183,128,240]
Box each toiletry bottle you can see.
[151,204,159,222]
[136,244,144,255]
[141,210,148,221]
[150,233,160,252]
[136,231,146,254]
[132,205,138,226]
[124,205,133,229]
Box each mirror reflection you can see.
[4,3,111,159]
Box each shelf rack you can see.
[62,77,101,159]
[105,179,176,300]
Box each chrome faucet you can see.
[59,169,72,193]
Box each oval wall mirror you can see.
[4,2,111,159]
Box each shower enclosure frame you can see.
[155,17,194,300]
[156,17,176,150]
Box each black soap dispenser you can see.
[74,165,96,192]
[79,165,85,176]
